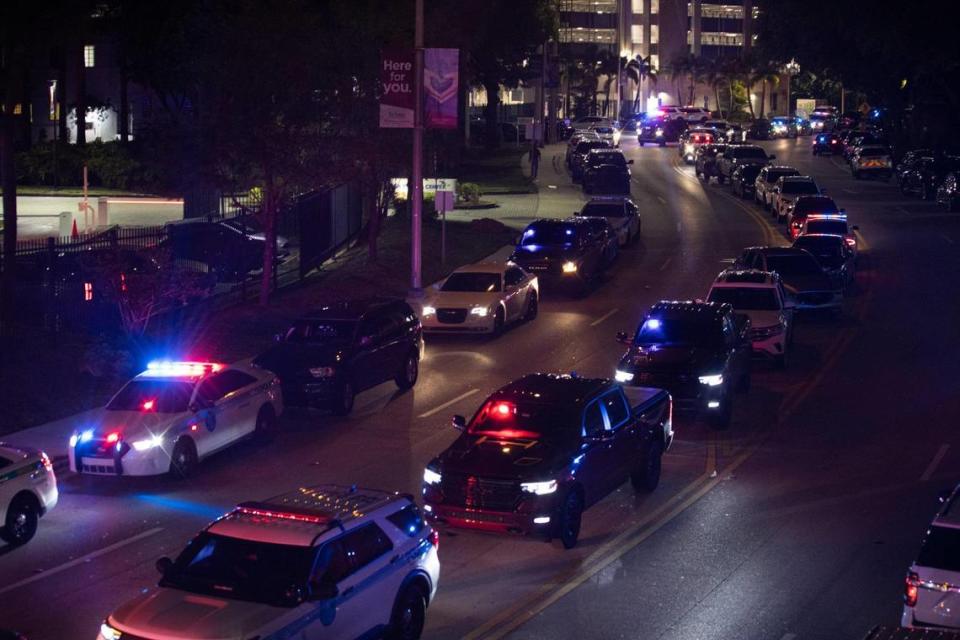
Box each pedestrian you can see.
[530,144,541,180]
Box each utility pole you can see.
[410,0,424,295]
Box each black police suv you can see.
[615,301,752,429]
[253,298,422,415]
[510,218,616,294]
[581,149,633,195]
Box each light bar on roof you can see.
[144,361,225,377]
[234,504,328,524]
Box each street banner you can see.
[424,48,459,129]
[380,49,415,128]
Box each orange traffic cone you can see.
[71,218,79,238]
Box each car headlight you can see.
[422,305,436,316]
[521,479,558,495]
[562,261,578,273]
[470,306,489,317]
[69,433,79,447]
[132,435,164,452]
[309,367,336,378]
[423,467,442,485]
[655,128,664,137]
[80,429,94,443]
[99,622,123,640]
[698,374,724,386]
[615,369,635,382]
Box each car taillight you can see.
[429,528,440,549]
[904,572,920,607]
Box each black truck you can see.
[615,301,752,429]
[422,373,673,549]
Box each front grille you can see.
[633,372,699,398]
[441,473,521,511]
[437,308,467,324]
[798,291,833,305]
[518,261,555,274]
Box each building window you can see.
[84,45,95,68]
[559,27,617,43]
[631,0,644,13]
[650,0,658,13]
[650,24,659,44]
[560,0,617,12]
[12,103,22,115]
[693,31,744,47]
[650,54,659,70]
[631,25,643,44]
[689,4,745,19]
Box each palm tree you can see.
[624,55,656,114]
[596,49,619,117]
[703,59,726,118]
[666,54,688,106]
[750,61,781,119]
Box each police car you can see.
[98,485,440,640]
[0,444,58,546]
[68,360,283,478]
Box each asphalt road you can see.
[1,135,957,640]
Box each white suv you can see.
[706,270,794,368]
[902,485,960,630]
[98,485,440,640]
[0,444,58,546]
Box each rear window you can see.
[764,254,822,276]
[805,220,848,235]
[588,153,625,167]
[782,181,819,195]
[794,236,844,257]
[576,141,607,153]
[916,526,960,571]
[767,169,799,183]
[794,199,838,215]
[387,504,426,537]
[707,287,779,311]
[859,148,888,157]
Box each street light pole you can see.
[410,0,424,294]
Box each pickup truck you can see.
[716,145,775,183]
[422,373,673,549]
[615,301,752,429]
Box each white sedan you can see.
[419,262,539,334]
[0,443,58,546]
[68,361,283,478]
[576,197,641,246]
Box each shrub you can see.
[457,182,482,204]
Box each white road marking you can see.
[659,257,673,271]
[590,308,619,327]
[941,233,955,245]
[657,195,667,204]
[842,189,859,194]
[0,527,164,597]
[418,389,479,419]
[547,185,558,190]
[780,634,797,640]
[921,444,950,482]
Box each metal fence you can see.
[0,181,363,334]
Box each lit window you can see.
[12,104,22,115]
[650,54,659,70]
[631,25,644,44]
[84,45,95,68]
[650,24,659,44]
[631,0,644,12]
[650,0,658,13]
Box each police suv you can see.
[69,360,283,478]
[98,485,440,640]
[1,444,58,546]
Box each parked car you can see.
[254,298,422,415]
[894,149,933,186]
[589,125,620,147]
[571,115,613,131]
[615,300,752,429]
[731,164,763,199]
[510,218,615,294]
[706,270,794,368]
[678,128,716,164]
[695,143,728,182]
[787,195,845,240]
[678,106,711,123]
[735,246,843,313]
[936,171,960,211]
[747,118,775,140]
[716,145,774,183]
[773,176,823,222]
[581,148,633,194]
[900,155,960,200]
[565,130,600,165]
[812,132,842,155]
[422,373,673,548]
[99,486,439,640]
[799,214,860,258]
[850,145,893,180]
[793,234,856,289]
[638,117,686,146]
[576,197,641,246]
[418,261,539,335]
[755,166,801,210]
[0,444,58,546]
[569,139,611,179]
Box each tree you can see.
[625,55,657,115]
[703,59,726,117]
[750,60,780,119]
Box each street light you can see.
[784,58,800,117]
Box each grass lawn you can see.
[456,147,536,195]
[0,215,515,435]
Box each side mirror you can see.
[452,414,466,430]
[156,557,174,575]
[616,331,630,344]
[627,159,634,165]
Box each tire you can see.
[332,378,355,416]
[1,494,39,546]
[556,489,583,550]
[169,437,199,479]
[524,294,538,321]
[491,306,506,336]
[253,405,278,443]
[395,351,419,390]
[387,586,427,640]
[631,440,663,493]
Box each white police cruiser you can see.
[0,444,58,546]
[68,360,283,478]
[98,485,440,640]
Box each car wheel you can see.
[1,494,39,546]
[556,489,583,550]
[169,437,199,479]
[395,351,419,390]
[253,405,278,443]
[492,306,505,336]
[332,378,355,416]
[631,439,663,493]
[524,294,538,321]
[387,586,427,640]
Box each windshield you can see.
[581,203,626,218]
[161,533,316,607]
[575,141,607,154]
[635,317,722,346]
[734,147,768,160]
[107,380,194,413]
[767,170,799,183]
[782,181,819,195]
[764,254,822,276]
[588,153,625,167]
[520,223,579,246]
[805,220,848,235]
[592,127,614,134]
[284,319,356,343]
[468,400,580,444]
[441,272,501,292]
[917,525,960,572]
[794,198,838,214]
[708,287,779,311]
